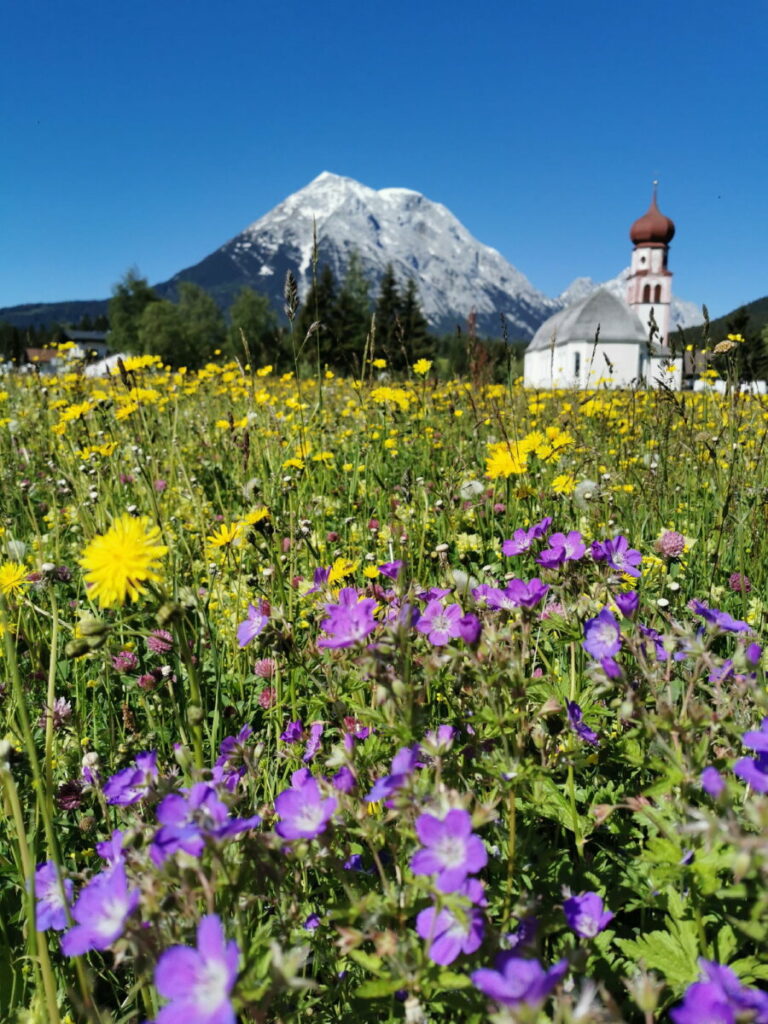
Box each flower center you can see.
[436,835,466,868]
[195,958,231,1010]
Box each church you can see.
[523,189,684,389]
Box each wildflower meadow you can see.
[2,351,768,1023]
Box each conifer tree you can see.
[374,263,402,367]
[297,264,338,369]
[399,277,431,364]
[333,250,371,374]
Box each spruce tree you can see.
[399,278,431,364]
[297,264,338,370]
[374,264,402,368]
[333,250,371,374]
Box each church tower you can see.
[626,184,675,346]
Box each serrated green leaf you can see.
[615,925,699,991]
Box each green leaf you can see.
[615,923,699,991]
[348,950,384,974]
[435,970,472,990]
[354,977,404,999]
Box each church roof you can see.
[526,288,647,353]
[630,187,675,246]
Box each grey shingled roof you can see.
[526,288,648,353]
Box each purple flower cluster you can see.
[501,517,552,556]
[471,954,568,1009]
[236,602,269,648]
[537,530,586,569]
[150,783,261,865]
[671,960,768,1023]
[103,750,158,806]
[317,588,378,648]
[689,599,751,634]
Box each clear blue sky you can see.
[2,0,766,318]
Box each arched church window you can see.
[654,284,662,303]
[642,284,651,303]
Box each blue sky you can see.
[2,0,766,318]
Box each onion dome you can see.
[630,185,675,246]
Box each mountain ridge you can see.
[0,172,704,340]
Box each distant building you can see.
[58,328,111,361]
[524,188,683,389]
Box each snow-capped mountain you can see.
[557,269,703,331]
[156,171,559,337]
[0,171,704,339]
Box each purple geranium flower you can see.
[103,750,158,806]
[153,914,239,1024]
[504,577,550,609]
[614,591,639,618]
[457,612,482,644]
[61,863,139,956]
[566,702,599,746]
[366,745,421,803]
[501,518,551,556]
[274,772,337,840]
[212,725,254,790]
[671,960,768,1024]
[35,861,73,932]
[689,600,751,634]
[317,591,378,648]
[95,829,126,865]
[416,878,486,966]
[281,720,304,743]
[582,608,621,661]
[733,719,768,793]
[537,531,585,569]
[237,603,268,648]
[303,722,324,762]
[701,767,726,798]
[603,535,642,577]
[471,954,568,1009]
[416,600,464,646]
[410,809,487,893]
[378,560,403,580]
[563,891,613,938]
[150,783,261,865]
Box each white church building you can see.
[524,189,684,389]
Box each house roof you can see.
[24,347,59,363]
[526,288,649,353]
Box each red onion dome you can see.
[630,188,675,246]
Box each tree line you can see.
[104,255,435,373]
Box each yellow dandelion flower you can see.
[485,441,527,479]
[328,557,358,585]
[207,523,242,549]
[413,358,432,376]
[0,562,28,597]
[241,507,269,526]
[371,358,387,369]
[551,473,577,495]
[79,514,167,608]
